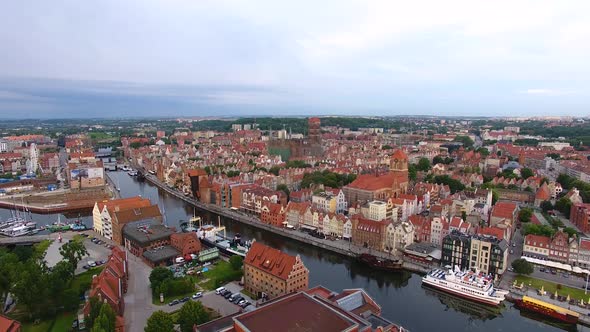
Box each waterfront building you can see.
[469,234,509,275]
[244,242,309,300]
[442,231,471,271]
[111,204,162,245]
[68,159,105,189]
[351,216,386,250]
[523,230,573,264]
[170,232,202,257]
[260,202,286,227]
[92,197,152,237]
[284,201,309,228]
[122,222,178,267]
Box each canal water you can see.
[1,171,586,331]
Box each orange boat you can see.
[515,296,579,324]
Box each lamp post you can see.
[585,272,589,295]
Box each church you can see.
[343,149,409,206]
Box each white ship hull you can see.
[422,269,507,306]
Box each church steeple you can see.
[390,149,408,172]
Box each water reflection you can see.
[422,284,504,321]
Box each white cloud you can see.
[522,89,576,96]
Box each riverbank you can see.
[0,188,110,214]
[139,173,430,274]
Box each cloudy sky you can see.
[0,0,589,118]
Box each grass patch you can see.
[21,320,53,332]
[515,275,590,301]
[72,266,104,290]
[50,312,75,332]
[34,240,52,257]
[199,261,242,291]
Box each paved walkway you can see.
[533,212,550,226]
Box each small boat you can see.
[47,215,70,232]
[515,296,579,324]
[358,253,403,271]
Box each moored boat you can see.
[514,296,579,324]
[358,253,403,271]
[422,266,508,306]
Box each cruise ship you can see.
[422,266,508,306]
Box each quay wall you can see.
[142,173,431,274]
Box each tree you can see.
[0,251,18,302]
[491,189,499,205]
[48,261,74,297]
[540,200,554,213]
[512,258,534,275]
[178,300,210,332]
[518,208,533,223]
[563,227,578,238]
[12,260,50,318]
[520,168,534,180]
[130,142,142,149]
[229,255,243,271]
[555,197,573,217]
[86,296,103,328]
[145,311,174,332]
[276,184,290,198]
[461,211,467,221]
[91,303,116,332]
[149,267,174,294]
[408,164,417,182]
[453,135,474,148]
[432,175,465,194]
[416,158,431,172]
[269,166,280,176]
[59,240,88,273]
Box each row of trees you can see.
[300,170,357,189]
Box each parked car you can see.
[192,292,203,299]
[507,267,514,272]
[82,265,90,270]
[88,261,96,267]
[509,250,514,254]
[241,302,251,308]
[168,300,179,306]
[215,287,225,295]
[223,292,233,299]
[540,267,545,272]
[232,296,244,304]
[95,260,104,266]
[180,297,190,303]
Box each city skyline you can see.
[1,1,589,118]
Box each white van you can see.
[215,287,225,295]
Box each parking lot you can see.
[165,281,255,316]
[44,230,114,274]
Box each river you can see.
[1,171,586,331]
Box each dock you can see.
[507,288,590,327]
[0,234,52,246]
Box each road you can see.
[123,247,243,332]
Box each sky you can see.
[0,0,589,119]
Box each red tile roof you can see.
[0,315,21,332]
[525,234,551,247]
[245,242,297,281]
